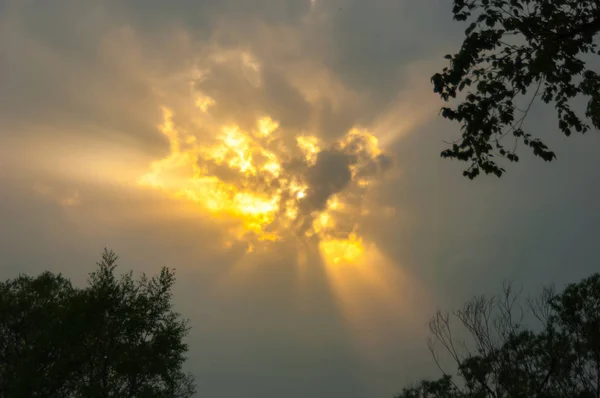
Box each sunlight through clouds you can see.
[321,240,429,366]
[0,1,457,396]
[7,2,598,398]
[138,99,391,263]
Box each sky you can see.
[1,0,600,397]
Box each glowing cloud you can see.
[138,103,391,262]
[319,233,364,265]
[195,95,215,112]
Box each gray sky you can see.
[1,1,599,397]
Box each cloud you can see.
[136,102,391,255]
[304,150,353,210]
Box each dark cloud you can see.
[0,4,167,155]
[260,65,314,131]
[304,150,353,210]
[195,61,312,134]
[301,144,391,214]
[314,0,462,121]
[112,0,311,35]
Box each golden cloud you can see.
[138,103,390,262]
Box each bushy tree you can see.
[0,249,196,397]
[396,273,600,397]
[432,0,600,178]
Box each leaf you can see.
[432,0,599,178]
[466,22,478,35]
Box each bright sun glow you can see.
[138,104,387,263]
[319,233,364,265]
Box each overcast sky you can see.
[1,1,599,397]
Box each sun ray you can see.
[319,240,428,362]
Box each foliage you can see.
[0,249,196,397]
[432,0,600,178]
[395,274,600,397]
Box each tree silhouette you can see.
[432,0,600,178]
[0,249,196,397]
[396,273,600,397]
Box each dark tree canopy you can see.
[395,273,600,397]
[0,249,196,397]
[432,0,600,178]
